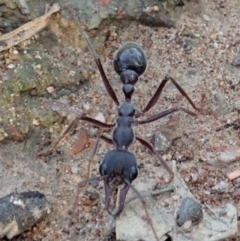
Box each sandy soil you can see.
[1,0,240,240]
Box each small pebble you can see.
[69,70,76,77]
[212,180,229,192]
[33,64,41,70]
[81,69,89,80]
[234,100,240,111]
[166,153,172,161]
[172,194,180,201]
[182,220,192,230]
[84,205,92,213]
[191,172,199,182]
[7,64,15,69]
[94,113,105,123]
[32,119,40,126]
[40,176,46,183]
[184,177,190,182]
[71,166,78,174]
[232,56,240,66]
[34,52,42,59]
[83,103,90,111]
[145,6,151,13]
[46,86,54,94]
[153,6,159,12]
[203,14,211,21]
[90,174,99,188]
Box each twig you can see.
[125,185,174,204]
[0,3,60,52]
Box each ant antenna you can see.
[81,31,99,58]
[66,4,98,58]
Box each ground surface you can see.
[1,0,240,240]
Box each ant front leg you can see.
[135,75,200,120]
[136,136,174,183]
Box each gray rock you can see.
[176,197,203,226]
[0,191,51,239]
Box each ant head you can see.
[114,42,147,79]
[99,150,138,217]
[99,150,138,183]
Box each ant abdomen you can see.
[113,42,147,78]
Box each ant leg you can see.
[71,134,101,224]
[71,133,113,224]
[52,114,114,151]
[82,32,120,106]
[136,75,200,118]
[52,117,79,152]
[81,115,115,129]
[80,133,112,187]
[136,106,196,125]
[136,136,174,183]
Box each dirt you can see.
[1,0,240,240]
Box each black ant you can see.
[50,31,199,210]
[44,8,200,241]
[76,32,200,216]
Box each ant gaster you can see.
[52,33,200,218]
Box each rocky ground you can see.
[0,0,240,240]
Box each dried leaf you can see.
[67,129,89,157]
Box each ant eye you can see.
[129,166,138,181]
[99,163,107,176]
